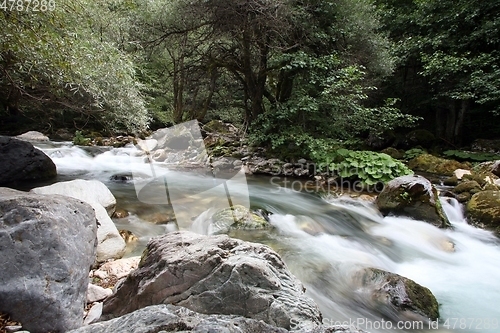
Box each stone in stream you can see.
[376,175,451,228]
[466,190,500,235]
[0,136,56,186]
[352,268,440,322]
[0,188,97,333]
[102,231,322,331]
[208,205,271,234]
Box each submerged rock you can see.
[102,231,322,330]
[466,190,500,235]
[376,175,451,228]
[0,136,56,186]
[0,188,97,333]
[353,268,439,321]
[209,205,271,234]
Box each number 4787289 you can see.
[1,0,56,12]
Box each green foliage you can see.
[377,0,500,143]
[443,150,500,162]
[404,148,427,160]
[0,0,149,133]
[331,150,413,185]
[73,131,91,146]
[250,51,419,155]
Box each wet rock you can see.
[456,192,472,203]
[109,173,134,183]
[453,181,481,194]
[206,205,271,235]
[102,231,322,330]
[443,176,458,186]
[112,208,129,219]
[0,188,97,333]
[353,268,439,321]
[408,154,470,176]
[466,190,500,235]
[462,171,499,187]
[375,175,451,228]
[0,136,56,186]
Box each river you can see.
[32,141,500,333]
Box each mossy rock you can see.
[381,147,405,159]
[210,205,271,234]
[456,192,472,203]
[203,120,232,134]
[356,267,439,321]
[453,181,481,194]
[474,161,500,178]
[443,176,458,186]
[466,191,500,235]
[408,154,471,176]
[462,171,499,187]
[376,175,451,228]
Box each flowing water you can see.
[34,142,500,333]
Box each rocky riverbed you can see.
[2,131,500,333]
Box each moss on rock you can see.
[466,191,500,235]
[359,268,440,321]
[408,154,471,176]
[210,205,271,234]
[376,175,451,228]
[453,181,481,194]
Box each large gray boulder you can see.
[32,180,125,262]
[0,136,56,185]
[103,231,322,330]
[376,175,451,228]
[0,188,97,333]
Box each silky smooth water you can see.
[36,142,500,332]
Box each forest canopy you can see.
[1,0,499,146]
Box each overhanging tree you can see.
[0,0,149,133]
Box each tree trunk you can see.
[441,99,468,145]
